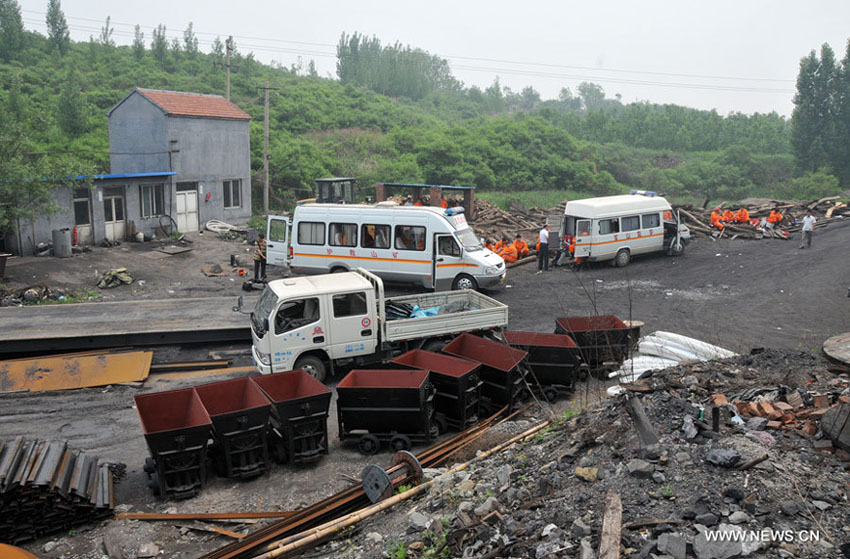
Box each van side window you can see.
[438,236,460,256]
[297,222,325,245]
[599,219,619,235]
[275,298,320,334]
[329,223,357,247]
[332,292,368,317]
[394,225,426,251]
[621,216,640,232]
[361,224,390,249]
[641,213,660,228]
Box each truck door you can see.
[328,290,377,360]
[266,216,289,266]
[432,234,463,291]
[573,219,592,257]
[270,296,326,372]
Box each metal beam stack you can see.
[0,437,119,544]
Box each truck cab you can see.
[251,272,378,380]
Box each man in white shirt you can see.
[537,224,550,274]
[799,209,816,249]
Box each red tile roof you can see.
[136,88,251,120]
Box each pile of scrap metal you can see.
[0,437,122,544]
[96,267,133,288]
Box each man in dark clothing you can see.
[536,225,550,273]
[254,233,267,281]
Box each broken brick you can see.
[801,421,817,437]
[734,401,749,414]
[809,408,831,419]
[773,401,794,412]
[757,402,776,416]
[813,394,830,408]
[781,413,796,424]
[768,411,784,421]
[712,394,729,407]
[812,439,833,453]
[786,391,804,408]
[766,421,783,429]
[748,402,762,417]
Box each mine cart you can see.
[503,331,584,400]
[336,369,435,455]
[252,369,332,464]
[391,349,482,432]
[554,315,631,369]
[194,377,272,479]
[135,388,212,499]
[441,332,528,414]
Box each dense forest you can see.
[1,0,849,226]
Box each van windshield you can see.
[252,286,278,336]
[456,228,483,252]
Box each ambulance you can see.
[264,203,506,290]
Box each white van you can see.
[560,192,690,267]
[265,203,506,290]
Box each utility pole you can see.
[225,36,233,100]
[258,81,279,214]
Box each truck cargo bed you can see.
[381,290,508,343]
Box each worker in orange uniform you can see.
[736,207,750,224]
[513,234,530,258]
[710,208,724,229]
[414,197,425,207]
[484,239,495,252]
[768,209,783,225]
[493,238,504,253]
[440,196,448,209]
[722,208,735,223]
[500,237,518,263]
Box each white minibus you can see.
[265,203,506,290]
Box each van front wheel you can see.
[452,274,478,291]
[615,249,630,268]
[294,355,327,383]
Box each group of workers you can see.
[485,234,531,264]
[710,206,784,231]
[403,195,461,209]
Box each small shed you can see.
[375,183,476,219]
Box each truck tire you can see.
[422,339,447,353]
[669,240,685,257]
[295,355,327,383]
[615,249,630,268]
[330,266,347,274]
[452,274,478,291]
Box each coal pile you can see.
[309,348,850,559]
[0,437,121,544]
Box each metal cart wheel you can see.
[357,434,380,455]
[390,434,412,452]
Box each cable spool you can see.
[361,450,423,504]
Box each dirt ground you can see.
[2,219,850,558]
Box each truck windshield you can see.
[252,286,278,336]
[455,228,483,252]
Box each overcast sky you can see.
[18,0,850,116]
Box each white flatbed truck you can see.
[244,268,508,381]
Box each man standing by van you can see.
[254,233,267,282]
[799,209,816,249]
[537,224,550,274]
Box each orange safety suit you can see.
[500,243,518,263]
[736,208,750,223]
[535,239,541,252]
[722,209,735,222]
[440,199,448,209]
[513,239,529,257]
[710,211,724,229]
[493,240,504,253]
[768,210,782,224]
[413,201,423,207]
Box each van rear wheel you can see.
[452,274,478,291]
[615,249,630,267]
[294,355,327,383]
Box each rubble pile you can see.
[674,196,850,240]
[311,348,850,559]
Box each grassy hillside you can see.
[1,28,839,214]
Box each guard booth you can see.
[375,183,476,220]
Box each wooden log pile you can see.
[674,196,850,240]
[472,199,566,243]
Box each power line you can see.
[22,8,795,86]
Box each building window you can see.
[394,225,426,251]
[297,222,325,245]
[140,184,165,218]
[223,179,241,208]
[73,188,91,226]
[329,223,357,247]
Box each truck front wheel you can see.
[452,274,478,291]
[615,249,630,267]
[294,355,327,383]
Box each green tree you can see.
[150,24,167,67]
[211,36,224,63]
[45,0,70,55]
[791,45,836,173]
[5,71,25,122]
[0,0,24,62]
[57,65,86,137]
[578,82,605,111]
[832,39,850,186]
[183,22,198,58]
[0,118,94,239]
[132,24,145,61]
[170,36,181,67]
[99,16,114,47]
